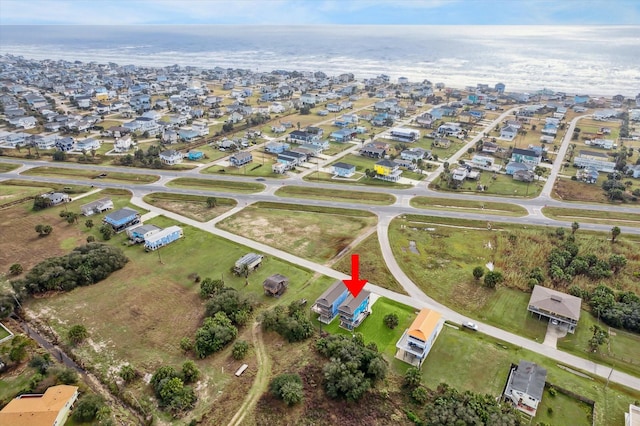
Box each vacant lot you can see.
[0,162,20,173]
[218,202,377,264]
[167,177,265,193]
[275,185,395,205]
[143,192,237,222]
[202,150,285,178]
[0,188,135,274]
[21,166,159,184]
[410,196,527,216]
[432,172,543,198]
[553,176,639,205]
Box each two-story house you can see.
[338,290,371,331]
[312,281,349,324]
[395,308,444,367]
[374,159,402,182]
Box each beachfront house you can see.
[395,308,444,367]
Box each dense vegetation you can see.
[150,362,199,415]
[261,301,314,343]
[575,284,640,333]
[316,334,387,402]
[12,243,128,295]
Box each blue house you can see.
[126,224,161,243]
[495,82,506,94]
[312,281,349,324]
[265,142,290,154]
[56,137,75,152]
[103,207,141,233]
[178,129,200,142]
[289,130,317,144]
[574,94,589,104]
[144,226,183,251]
[334,119,350,128]
[187,151,204,160]
[506,161,532,176]
[469,110,485,119]
[332,162,356,177]
[277,150,306,167]
[395,308,444,367]
[330,128,356,142]
[511,148,541,166]
[338,290,371,330]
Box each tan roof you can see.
[408,308,442,341]
[0,385,78,426]
[528,285,582,321]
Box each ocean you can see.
[1,25,638,96]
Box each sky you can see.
[0,0,639,25]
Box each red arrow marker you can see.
[343,254,368,298]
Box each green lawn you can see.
[542,206,640,227]
[304,171,413,189]
[411,196,528,216]
[323,141,357,156]
[420,327,637,426]
[275,185,396,205]
[166,177,265,193]
[0,323,10,340]
[557,311,640,378]
[317,296,416,360]
[535,387,593,426]
[142,192,237,222]
[431,172,543,198]
[21,167,159,184]
[0,162,20,173]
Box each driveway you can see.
[542,322,568,349]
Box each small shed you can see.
[263,274,289,297]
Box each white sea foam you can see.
[2,25,638,96]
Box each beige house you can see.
[527,285,581,333]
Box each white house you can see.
[192,121,209,137]
[500,125,518,141]
[75,138,101,151]
[159,149,183,165]
[114,135,134,153]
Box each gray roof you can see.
[105,207,139,222]
[81,197,112,211]
[236,253,262,266]
[507,360,547,401]
[263,274,288,290]
[338,290,371,315]
[528,285,582,321]
[316,281,348,308]
[130,224,161,234]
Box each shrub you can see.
[232,340,249,360]
[383,313,399,329]
[119,365,137,383]
[9,263,23,276]
[270,373,304,406]
[72,394,106,422]
[411,386,428,404]
[67,324,88,345]
[181,360,200,384]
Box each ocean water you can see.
[1,25,638,96]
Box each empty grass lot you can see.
[166,177,265,193]
[304,171,413,189]
[142,192,237,222]
[0,162,20,173]
[411,196,528,216]
[217,202,377,264]
[275,185,395,205]
[432,172,543,198]
[21,166,160,184]
[0,180,93,207]
[542,206,640,227]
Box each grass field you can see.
[557,311,640,378]
[411,196,528,216]
[542,206,640,227]
[304,171,414,189]
[25,214,327,423]
[317,297,416,361]
[21,166,159,184]
[0,162,20,173]
[166,177,265,193]
[142,192,238,222]
[202,153,285,178]
[275,185,396,205]
[418,327,636,426]
[217,202,377,264]
[388,215,639,341]
[432,172,544,198]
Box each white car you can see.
[463,321,478,331]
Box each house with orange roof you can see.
[395,308,444,367]
[0,385,79,426]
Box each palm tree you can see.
[571,221,580,235]
[611,226,621,243]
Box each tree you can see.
[42,225,53,235]
[232,340,249,360]
[181,360,200,384]
[200,277,224,298]
[383,313,399,329]
[611,226,621,243]
[52,150,67,161]
[404,367,422,389]
[608,254,627,274]
[68,324,88,345]
[270,373,304,406]
[35,224,44,236]
[119,365,137,383]
[588,324,609,352]
[206,197,217,208]
[472,266,484,281]
[85,219,94,229]
[33,195,52,211]
[571,221,580,235]
[56,367,78,385]
[483,271,503,289]
[180,337,194,353]
[323,358,370,401]
[99,224,114,240]
[411,386,428,404]
[72,394,107,422]
[9,263,23,276]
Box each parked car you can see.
[463,321,478,331]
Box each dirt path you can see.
[227,322,270,426]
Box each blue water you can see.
[1,25,638,95]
